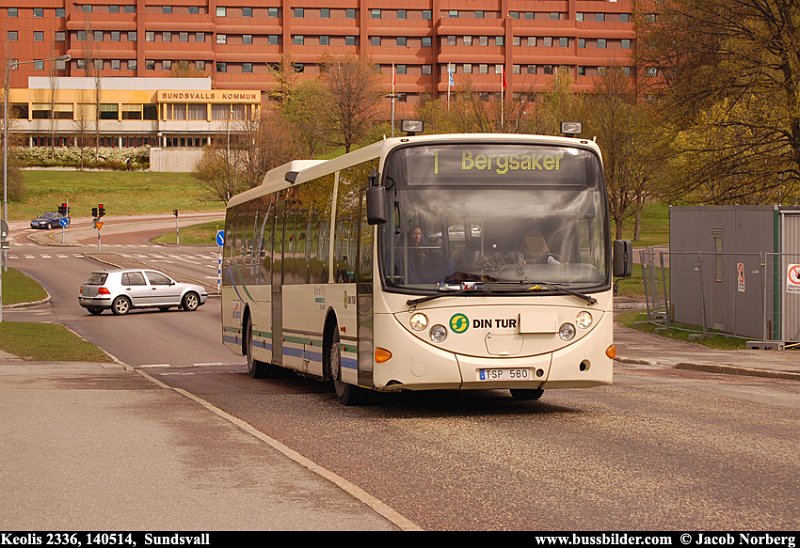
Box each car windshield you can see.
[378,143,609,294]
[83,273,108,285]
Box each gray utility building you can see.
[669,206,800,345]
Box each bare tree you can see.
[637,0,800,204]
[319,54,382,152]
[281,79,329,156]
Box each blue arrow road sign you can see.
[59,217,70,228]
[216,230,225,246]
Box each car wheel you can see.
[47,223,52,230]
[87,307,103,315]
[111,296,131,316]
[181,292,199,311]
[244,315,274,378]
[509,388,544,401]
[327,328,367,406]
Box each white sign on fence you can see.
[737,262,745,293]
[787,264,800,294]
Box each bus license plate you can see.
[478,368,532,381]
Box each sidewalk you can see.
[0,349,414,530]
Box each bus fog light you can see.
[559,323,576,341]
[576,311,593,329]
[430,325,448,343]
[410,313,428,331]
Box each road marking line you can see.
[139,363,171,368]
[193,362,225,366]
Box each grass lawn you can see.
[152,220,224,246]
[2,268,48,305]
[11,170,224,221]
[612,202,670,247]
[0,321,113,362]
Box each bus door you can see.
[271,190,286,365]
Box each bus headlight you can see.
[576,311,593,329]
[430,324,448,343]
[559,323,576,341]
[410,313,428,331]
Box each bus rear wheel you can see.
[244,316,272,379]
[509,388,544,401]
[328,329,367,406]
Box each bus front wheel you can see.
[328,329,367,406]
[509,388,544,401]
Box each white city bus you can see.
[221,133,631,405]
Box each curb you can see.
[616,356,800,382]
[4,295,51,308]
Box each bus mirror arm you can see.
[613,240,633,278]
[366,186,387,224]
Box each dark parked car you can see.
[30,212,65,229]
[78,268,208,316]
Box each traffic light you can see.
[98,204,105,217]
[91,207,98,218]
[173,209,178,217]
[58,203,67,215]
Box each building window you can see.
[146,60,155,70]
[163,60,172,70]
[242,63,253,73]
[128,31,137,41]
[77,31,87,41]
[463,64,472,74]
[34,60,44,71]
[527,37,536,46]
[396,65,407,74]
[509,11,519,19]
[82,5,92,12]
[345,36,357,46]
[268,35,279,45]
[370,36,380,46]
[111,31,121,41]
[448,10,459,18]
[422,37,432,47]
[216,7,226,17]
[55,31,66,41]
[422,10,432,20]
[293,35,304,45]
[576,12,584,22]
[320,8,330,18]
[620,13,631,23]
[422,65,431,75]
[578,38,586,48]
[163,6,172,14]
[188,6,198,14]
[111,59,121,70]
[180,32,189,42]
[550,12,560,20]
[196,32,205,42]
[94,30,103,41]
[34,8,44,17]
[94,59,103,71]
[577,66,586,76]
[646,67,658,77]
[8,7,17,16]
[462,35,472,46]
[242,34,253,45]
[76,59,85,69]
[397,37,407,47]
[496,36,504,46]
[242,7,252,17]
[559,37,568,47]
[146,31,155,42]
[371,9,381,19]
[447,36,456,46]
[196,60,205,70]
[322,36,331,46]
[124,5,135,13]
[268,8,279,18]
[128,59,137,70]
[7,31,17,42]
[34,31,44,41]
[543,65,554,75]
[397,9,407,19]
[527,65,537,74]
[56,8,65,17]
[597,39,607,49]
[217,34,227,44]
[596,13,606,22]
[217,62,227,73]
[293,8,304,18]
[346,8,357,19]
[293,63,304,73]
[622,39,632,49]
[479,64,488,74]
[163,32,172,42]
[475,10,484,18]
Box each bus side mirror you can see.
[613,240,633,278]
[366,186,387,225]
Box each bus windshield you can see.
[379,143,609,293]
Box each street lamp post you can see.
[2,54,70,322]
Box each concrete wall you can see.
[149,148,203,173]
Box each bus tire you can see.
[244,315,272,379]
[327,328,367,406]
[509,388,544,401]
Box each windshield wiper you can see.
[406,285,490,307]
[522,281,597,305]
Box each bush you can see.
[15,146,150,170]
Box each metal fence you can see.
[639,248,800,346]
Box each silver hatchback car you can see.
[78,268,208,316]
